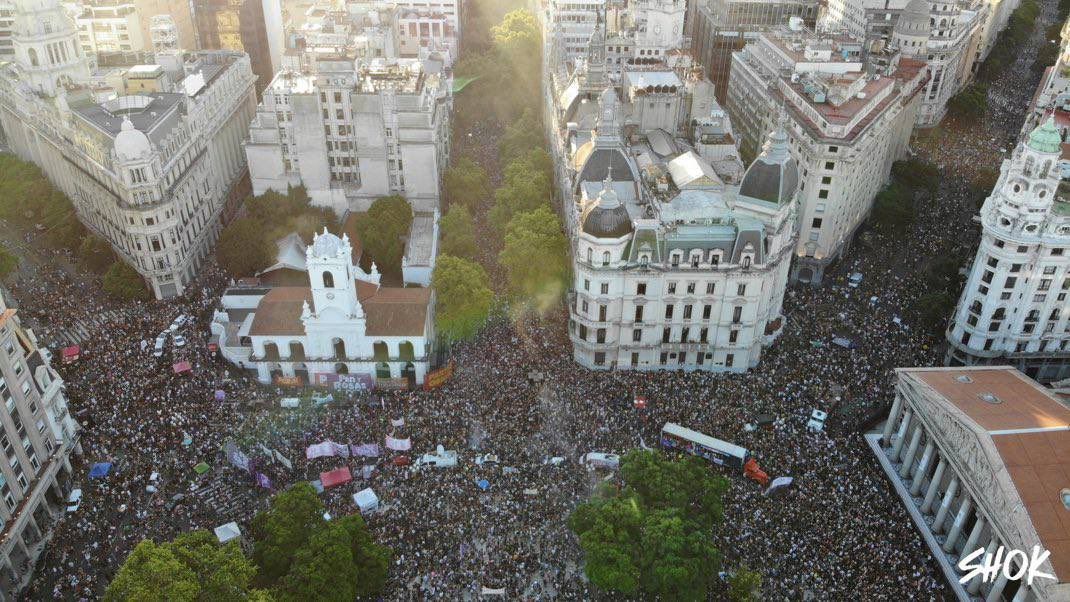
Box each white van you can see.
[416,446,458,468]
[582,452,620,469]
[152,336,167,358]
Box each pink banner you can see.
[385,435,412,451]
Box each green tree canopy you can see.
[869,183,914,234]
[0,246,17,280]
[250,482,327,585]
[444,157,491,208]
[353,195,413,281]
[431,255,494,341]
[440,205,478,259]
[568,451,727,600]
[915,291,955,336]
[489,157,551,232]
[727,567,763,602]
[79,234,116,274]
[947,82,988,122]
[499,110,544,166]
[102,261,149,300]
[498,206,570,309]
[0,154,86,252]
[105,531,262,602]
[217,217,275,277]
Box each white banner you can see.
[306,441,335,459]
[385,435,412,451]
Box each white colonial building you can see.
[727,24,928,284]
[869,366,1070,602]
[567,85,798,372]
[0,0,258,299]
[946,118,1070,383]
[211,229,435,386]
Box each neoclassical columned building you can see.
[867,366,1070,601]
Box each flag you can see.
[255,473,273,490]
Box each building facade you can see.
[569,121,798,372]
[75,1,148,56]
[727,25,928,284]
[210,228,436,386]
[0,2,259,299]
[0,294,80,600]
[868,366,1070,601]
[134,0,197,51]
[946,118,1070,383]
[191,0,283,96]
[245,56,451,216]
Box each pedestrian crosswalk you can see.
[50,308,131,349]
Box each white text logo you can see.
[957,545,1056,586]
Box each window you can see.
[581,300,589,314]
[662,328,671,343]
[1004,276,1017,289]
[700,328,708,343]
[1011,263,1022,273]
[824,161,835,170]
[703,305,712,320]
[987,257,998,268]
[634,306,644,322]
[602,251,610,266]
[632,329,642,342]
[681,327,690,342]
[1044,266,1058,275]
[660,352,668,365]
[668,282,677,295]
[637,282,647,295]
[686,282,696,294]
[725,353,734,367]
[584,279,590,291]
[683,304,693,320]
[586,248,592,264]
[665,305,674,319]
[631,352,639,366]
[322,271,334,288]
[600,282,609,295]
[737,284,747,296]
[596,329,606,343]
[812,218,823,229]
[729,330,739,344]
[706,282,715,295]
[594,352,605,366]
[732,306,742,323]
[599,306,607,321]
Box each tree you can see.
[431,255,494,341]
[217,217,274,277]
[869,183,914,234]
[890,159,939,195]
[489,158,551,232]
[105,531,263,602]
[353,195,412,281]
[498,206,570,309]
[946,82,988,122]
[490,10,542,118]
[103,261,148,300]
[443,157,490,208]
[78,234,115,274]
[439,205,478,259]
[915,291,954,335]
[568,451,727,600]
[499,110,544,166]
[727,567,763,602]
[0,246,16,280]
[249,483,392,598]
[250,482,327,585]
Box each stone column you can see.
[891,408,913,458]
[968,535,999,595]
[911,440,936,496]
[985,571,1009,602]
[932,476,959,533]
[922,456,946,514]
[943,496,973,553]
[960,515,987,563]
[899,426,924,478]
[882,395,904,446]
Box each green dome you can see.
[1027,116,1063,154]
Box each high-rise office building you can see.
[192,0,283,95]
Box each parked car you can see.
[475,454,500,466]
[173,335,187,347]
[582,452,621,469]
[168,315,189,333]
[66,489,83,513]
[847,272,863,288]
[152,335,167,358]
[416,447,458,468]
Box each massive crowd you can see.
[3,2,1059,600]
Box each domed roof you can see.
[311,229,345,258]
[1027,115,1063,154]
[581,181,633,239]
[739,126,799,205]
[114,117,152,162]
[895,0,930,35]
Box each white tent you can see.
[214,522,241,544]
[353,488,379,514]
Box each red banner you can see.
[423,360,455,390]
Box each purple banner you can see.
[350,443,380,457]
[333,374,375,392]
[255,472,273,490]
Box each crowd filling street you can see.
[4,2,1061,600]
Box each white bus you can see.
[660,422,749,470]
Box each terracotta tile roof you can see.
[993,430,1070,580]
[248,288,311,336]
[248,283,430,338]
[913,368,1070,432]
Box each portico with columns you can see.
[867,366,1070,602]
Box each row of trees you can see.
[106,482,391,601]
[568,450,760,600]
[868,159,939,235]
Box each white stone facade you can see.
[726,27,927,284]
[75,1,148,56]
[245,57,451,216]
[946,118,1070,383]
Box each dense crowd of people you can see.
[2,2,1059,599]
